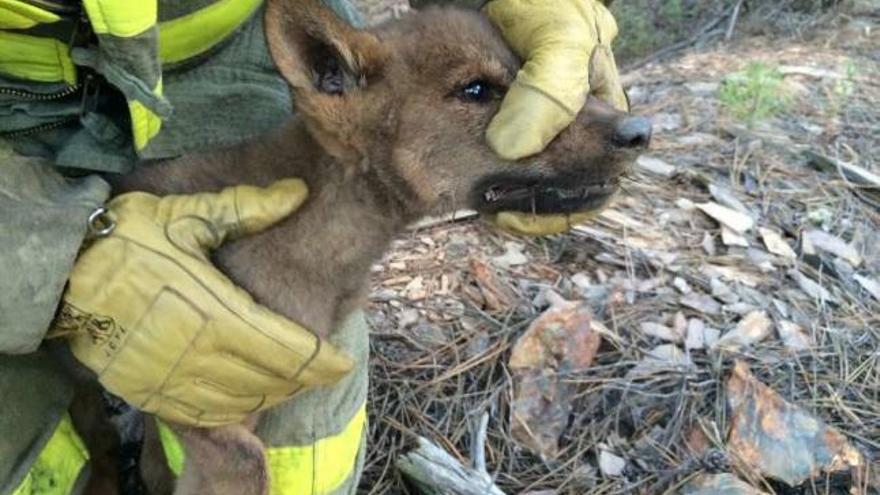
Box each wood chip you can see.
[803,229,862,267]
[630,345,695,376]
[759,228,797,259]
[673,277,692,294]
[714,311,772,350]
[854,274,880,301]
[677,133,723,147]
[685,319,721,350]
[697,202,755,233]
[709,184,750,215]
[789,269,838,304]
[721,226,750,247]
[404,276,427,300]
[598,450,626,477]
[681,293,722,315]
[640,322,683,343]
[491,242,528,268]
[702,264,763,288]
[636,156,676,177]
[778,320,812,351]
[778,65,845,79]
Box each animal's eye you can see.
[456,79,495,104]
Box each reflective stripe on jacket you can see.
[0,0,363,172]
[6,311,370,495]
[1,0,264,153]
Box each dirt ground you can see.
[357,5,879,495]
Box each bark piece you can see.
[759,228,796,259]
[697,202,755,233]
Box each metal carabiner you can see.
[87,206,116,238]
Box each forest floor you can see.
[358,4,880,494]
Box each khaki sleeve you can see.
[0,149,109,354]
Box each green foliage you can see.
[610,0,699,64]
[720,62,792,126]
[826,60,857,116]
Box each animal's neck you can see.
[213,120,415,336]
[125,118,416,337]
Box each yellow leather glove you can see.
[484,0,626,236]
[493,210,601,236]
[50,180,353,427]
[485,0,627,160]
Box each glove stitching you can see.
[99,233,330,377]
[512,80,578,117]
[164,215,219,258]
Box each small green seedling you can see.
[720,62,792,127]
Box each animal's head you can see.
[265,0,650,224]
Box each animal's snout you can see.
[611,115,652,149]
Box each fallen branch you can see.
[725,0,745,40]
[804,150,880,209]
[397,413,505,495]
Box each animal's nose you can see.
[611,116,652,149]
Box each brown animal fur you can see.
[74,0,649,493]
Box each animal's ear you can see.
[264,0,387,97]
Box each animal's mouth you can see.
[472,174,620,215]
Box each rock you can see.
[759,228,797,259]
[509,300,600,459]
[697,202,755,233]
[714,311,772,351]
[683,473,768,494]
[726,361,865,487]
